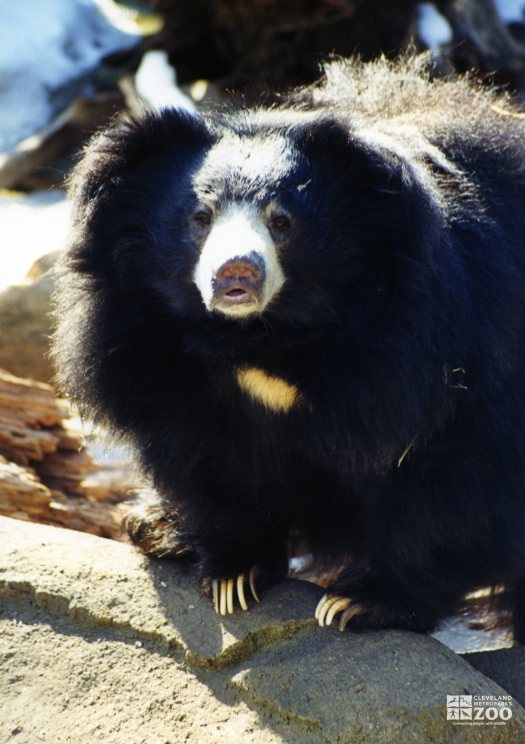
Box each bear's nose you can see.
[212,252,266,309]
[215,253,265,286]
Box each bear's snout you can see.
[193,205,285,318]
[213,253,266,308]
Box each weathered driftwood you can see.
[0,369,134,539]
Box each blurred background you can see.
[0,0,524,650]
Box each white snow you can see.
[0,0,140,153]
[417,3,453,53]
[496,0,525,22]
[0,191,71,291]
[135,51,197,114]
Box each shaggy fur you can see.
[53,56,525,640]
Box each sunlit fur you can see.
[53,56,525,641]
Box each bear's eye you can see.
[268,212,292,232]
[191,208,213,228]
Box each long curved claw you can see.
[249,566,260,603]
[210,567,259,615]
[237,573,249,611]
[326,597,354,626]
[315,593,353,627]
[226,578,234,615]
[314,593,326,621]
[338,604,363,631]
[220,579,228,616]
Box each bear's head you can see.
[67,107,443,341]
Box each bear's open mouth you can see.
[219,286,255,305]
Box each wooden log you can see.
[0,368,73,462]
[0,455,129,539]
[0,369,135,540]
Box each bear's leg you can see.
[316,440,525,634]
[315,564,450,633]
[126,488,289,615]
[192,514,290,615]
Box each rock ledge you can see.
[1,517,524,744]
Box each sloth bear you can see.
[53,56,525,641]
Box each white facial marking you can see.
[193,204,285,318]
[203,133,292,184]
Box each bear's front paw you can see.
[206,567,261,616]
[315,593,367,631]
[315,569,436,633]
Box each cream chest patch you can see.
[236,366,300,413]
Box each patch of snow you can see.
[496,0,525,23]
[417,3,453,53]
[135,51,197,114]
[0,0,140,153]
[0,191,71,291]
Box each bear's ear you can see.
[293,114,443,223]
[292,115,445,289]
[69,108,212,213]
[292,115,426,194]
[291,115,393,194]
[291,116,356,162]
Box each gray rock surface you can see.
[464,647,525,707]
[1,516,524,743]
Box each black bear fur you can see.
[53,56,525,640]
